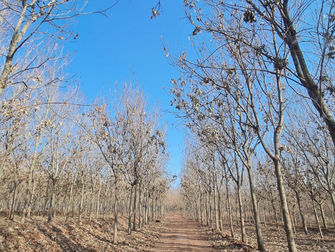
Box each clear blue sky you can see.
[65,0,193,186]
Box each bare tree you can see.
[0,0,112,97]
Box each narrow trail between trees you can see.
[151,214,219,252]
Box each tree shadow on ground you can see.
[77,225,114,244]
[37,224,94,252]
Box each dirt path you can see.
[151,214,219,252]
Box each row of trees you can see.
[0,1,170,245]
[181,109,335,249]
[0,73,169,244]
[172,0,335,251]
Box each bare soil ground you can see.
[1,213,335,251]
[0,214,162,251]
[151,214,256,252]
[151,214,335,251]
[151,214,219,251]
[205,221,335,251]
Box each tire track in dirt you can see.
[151,214,219,252]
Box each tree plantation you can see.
[174,0,335,251]
[0,0,335,251]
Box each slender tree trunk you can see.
[197,192,201,223]
[217,187,223,231]
[205,191,209,226]
[330,193,335,217]
[25,149,39,220]
[213,182,219,230]
[246,166,266,251]
[312,198,323,239]
[96,179,102,219]
[209,190,213,228]
[156,197,158,220]
[295,190,308,234]
[44,179,50,213]
[132,184,138,231]
[89,181,94,221]
[145,189,149,224]
[66,173,75,221]
[47,178,56,223]
[290,205,296,234]
[273,159,297,252]
[113,180,119,244]
[9,181,18,220]
[225,170,234,238]
[199,192,203,225]
[271,197,279,230]
[128,185,134,234]
[331,206,335,228]
[151,193,155,221]
[319,203,327,229]
[78,173,85,224]
[138,184,142,228]
[237,183,246,243]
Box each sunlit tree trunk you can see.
[96,179,102,219]
[128,185,134,234]
[78,171,85,224]
[144,189,149,224]
[224,167,234,238]
[319,203,327,230]
[47,178,56,223]
[217,186,223,231]
[213,180,219,230]
[295,190,308,234]
[312,198,323,239]
[246,164,266,251]
[236,182,246,242]
[132,184,138,231]
[138,183,142,228]
[9,180,18,220]
[113,181,119,244]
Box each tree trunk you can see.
[66,174,75,221]
[138,184,142,228]
[156,197,159,220]
[25,147,40,220]
[209,190,213,228]
[217,187,223,231]
[295,190,308,234]
[9,181,18,220]
[312,198,323,239]
[290,205,296,234]
[225,170,234,238]
[319,203,327,230]
[128,185,134,235]
[96,179,102,219]
[213,182,219,230]
[89,181,94,221]
[329,192,335,216]
[205,191,209,226]
[197,192,201,223]
[199,192,203,225]
[151,192,155,221]
[78,173,85,224]
[246,166,266,251]
[144,189,149,224]
[281,5,335,148]
[237,183,246,243]
[132,184,138,231]
[47,178,56,223]
[113,189,119,244]
[273,159,297,252]
[271,197,279,230]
